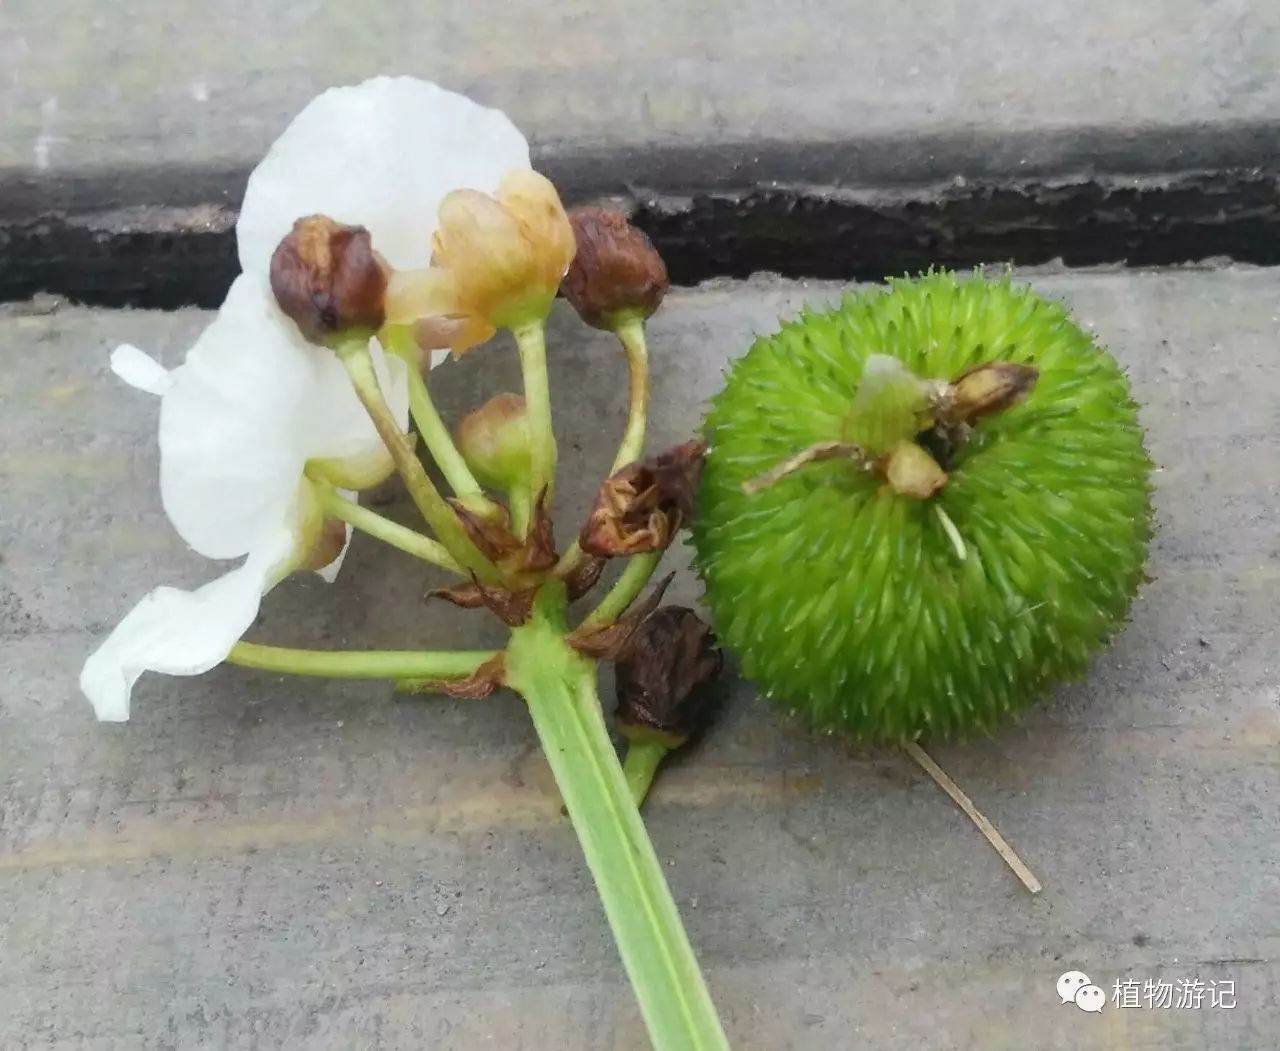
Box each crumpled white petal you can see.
[237,76,530,275]
[153,275,408,560]
[158,276,314,559]
[80,523,294,721]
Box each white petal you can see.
[111,344,172,395]
[80,525,293,721]
[159,275,315,559]
[237,76,529,275]
[305,337,409,464]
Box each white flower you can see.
[237,76,528,275]
[82,77,530,721]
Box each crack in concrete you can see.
[3,167,1276,309]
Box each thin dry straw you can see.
[902,739,1043,895]
[742,442,870,495]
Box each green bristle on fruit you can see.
[692,272,1153,742]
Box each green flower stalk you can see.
[694,271,1153,743]
[551,206,669,579]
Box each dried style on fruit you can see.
[693,272,1153,741]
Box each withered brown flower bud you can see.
[270,215,388,344]
[950,362,1038,422]
[580,440,704,557]
[614,607,723,749]
[561,208,669,330]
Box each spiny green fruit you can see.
[692,272,1153,742]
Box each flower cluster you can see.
[82,77,533,720]
[80,76,704,738]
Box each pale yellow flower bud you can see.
[384,170,575,353]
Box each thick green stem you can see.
[610,315,651,474]
[336,340,503,584]
[312,482,464,575]
[228,642,499,680]
[513,320,557,507]
[383,327,501,517]
[506,587,730,1051]
[582,552,662,628]
[623,740,669,807]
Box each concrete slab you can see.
[3,1,1279,191]
[1,267,1279,1049]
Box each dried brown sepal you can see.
[448,490,557,573]
[426,581,487,609]
[396,654,507,699]
[567,573,674,660]
[522,489,559,572]
[614,607,723,749]
[565,555,607,600]
[427,576,535,627]
[579,441,705,557]
[449,499,522,563]
[949,362,1038,422]
[269,215,388,344]
[561,207,669,330]
[471,578,536,627]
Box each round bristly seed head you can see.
[691,272,1153,743]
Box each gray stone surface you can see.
[2,1,1278,190]
[2,267,1279,1049]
